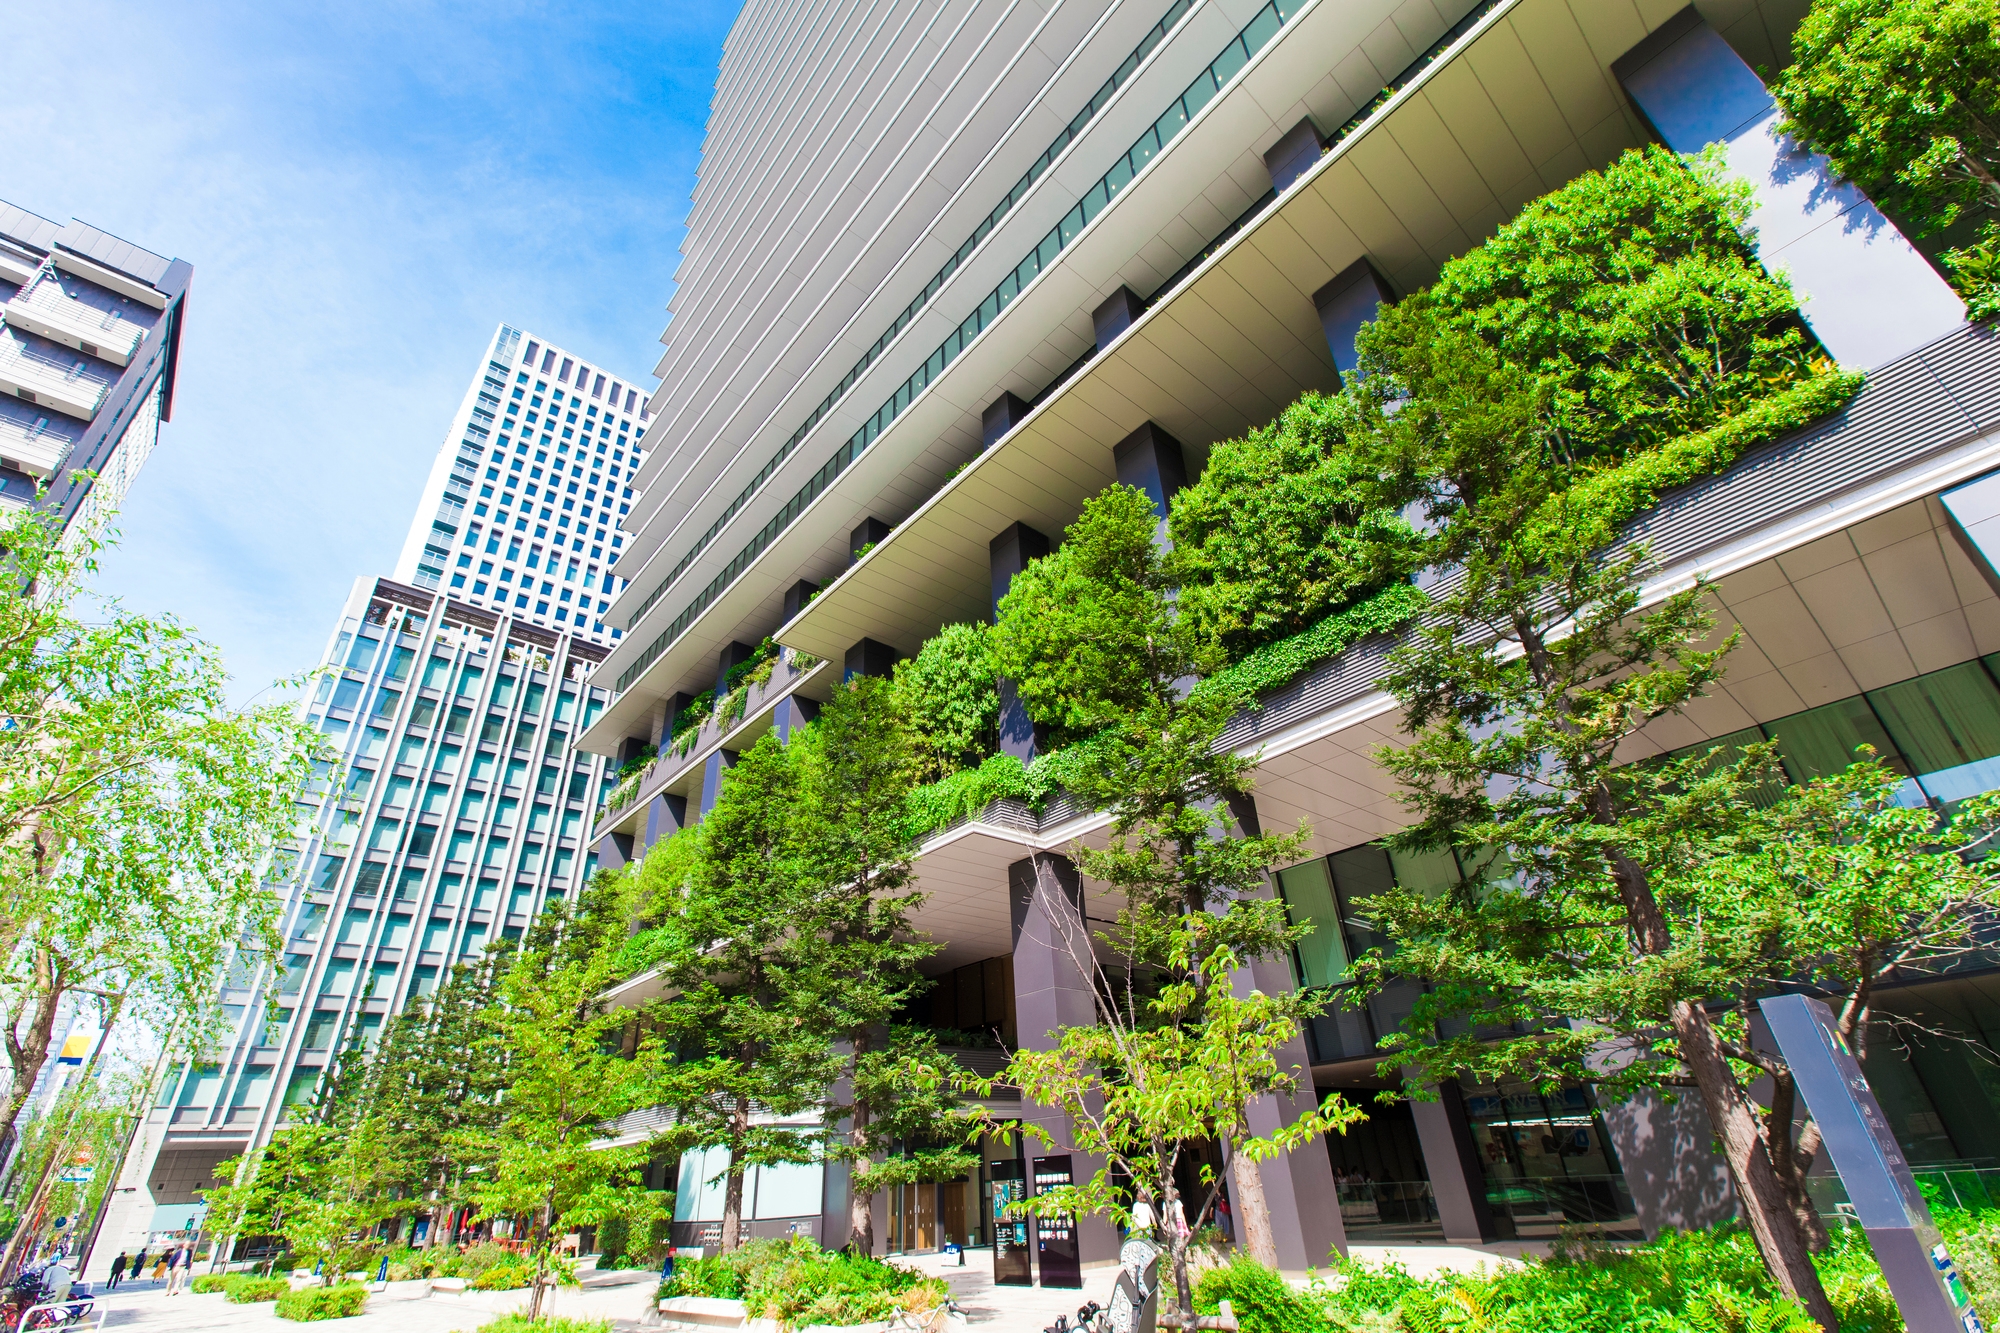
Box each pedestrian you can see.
[1216,1195,1234,1244]
[165,1243,191,1295]
[131,1247,150,1284]
[659,1242,678,1291]
[107,1252,128,1290]
[1128,1195,1156,1237]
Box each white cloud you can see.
[0,0,732,699]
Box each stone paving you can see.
[84,1243,1539,1332]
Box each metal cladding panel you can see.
[55,221,173,289]
[1921,323,2000,429]
[0,202,62,254]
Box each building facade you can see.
[583,0,2000,1276]
[391,323,651,647]
[0,199,190,538]
[92,328,644,1278]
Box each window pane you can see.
[1866,662,2000,775]
[1763,698,1904,782]
[1277,857,1347,987]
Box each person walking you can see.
[130,1247,150,1285]
[164,1243,191,1295]
[107,1252,128,1290]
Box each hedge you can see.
[275,1282,368,1321]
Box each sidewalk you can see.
[89,1270,661,1332]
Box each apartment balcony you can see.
[3,285,146,366]
[592,646,831,844]
[0,411,73,477]
[0,341,107,422]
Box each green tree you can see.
[460,882,666,1321]
[641,736,839,1252]
[979,931,1359,1323]
[993,486,1346,1276]
[1774,0,2000,316]
[890,623,999,781]
[0,502,322,1166]
[202,1125,342,1275]
[1167,391,1421,658]
[789,678,973,1251]
[1332,140,1866,1328]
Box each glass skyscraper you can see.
[93,325,648,1276]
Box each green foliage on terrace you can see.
[662,638,785,757]
[1774,0,2000,319]
[890,145,1864,843]
[890,621,998,782]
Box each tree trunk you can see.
[1226,1149,1278,1270]
[1671,1000,1838,1330]
[1766,1069,1830,1252]
[846,1027,874,1255]
[526,1196,554,1321]
[721,1094,751,1252]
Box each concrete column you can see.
[1111,423,1187,544]
[842,637,900,682]
[1222,797,1348,1265]
[772,694,819,743]
[595,831,634,872]
[983,392,1032,449]
[699,751,737,817]
[1614,8,1962,369]
[989,522,1051,765]
[648,692,694,749]
[1007,854,1120,1270]
[849,517,891,565]
[714,641,755,695]
[1263,117,1325,194]
[644,793,688,851]
[1596,1090,1735,1239]
[1312,259,1394,384]
[781,578,820,624]
[1940,470,2000,597]
[1406,1080,1497,1244]
[1091,287,1147,351]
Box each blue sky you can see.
[0,0,739,700]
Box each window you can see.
[495,798,518,829]
[445,705,471,737]
[407,697,437,729]
[312,854,345,890]
[456,666,484,696]
[523,682,546,715]
[396,735,426,767]
[406,823,438,858]
[504,759,527,789]
[537,766,559,796]
[330,678,363,711]
[447,831,474,863]
[528,803,552,834]
[383,775,412,808]
[345,768,374,798]
[514,722,537,751]
[386,646,414,680]
[348,636,380,671]
[370,818,400,850]
[361,728,389,759]
[422,782,451,813]
[432,744,462,775]
[481,714,506,744]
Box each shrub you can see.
[1187,1222,1987,1333]
[666,1237,946,1329]
[190,1273,231,1293]
[1169,392,1423,659]
[479,1318,611,1333]
[1772,0,2000,316]
[595,1215,631,1270]
[275,1282,368,1321]
[471,1262,534,1291]
[891,622,999,781]
[455,1241,519,1278]
[226,1276,291,1303]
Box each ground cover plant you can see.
[478,1318,611,1333]
[1195,1209,2000,1333]
[225,1274,292,1303]
[662,1236,947,1330]
[274,1281,368,1321]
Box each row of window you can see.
[620,0,1204,634]
[618,0,1296,693]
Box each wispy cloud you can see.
[0,0,736,699]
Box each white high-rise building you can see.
[0,199,191,540]
[92,326,642,1278]
[392,323,651,647]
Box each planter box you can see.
[429,1277,469,1294]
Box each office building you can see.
[587,0,2000,1271]
[0,199,190,538]
[579,0,2000,1263]
[92,328,639,1278]
[391,323,651,647]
